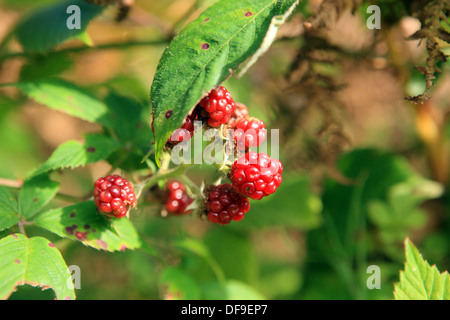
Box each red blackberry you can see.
[164,180,193,215]
[198,86,235,127]
[205,183,250,225]
[230,151,283,200]
[233,116,267,148]
[94,175,136,218]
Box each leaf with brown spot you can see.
[34,201,143,253]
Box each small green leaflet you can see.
[15,0,104,53]
[0,187,19,232]
[18,174,60,219]
[0,234,75,300]
[150,0,299,165]
[394,238,450,300]
[31,134,121,177]
[8,78,110,126]
[34,201,142,252]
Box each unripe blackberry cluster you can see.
[205,183,250,225]
[198,86,235,127]
[94,175,136,218]
[164,180,193,215]
[230,151,283,200]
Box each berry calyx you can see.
[230,151,283,200]
[94,175,136,218]
[164,180,193,215]
[204,183,250,225]
[233,116,267,148]
[198,86,235,127]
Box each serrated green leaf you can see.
[18,174,60,219]
[0,187,19,232]
[8,78,110,125]
[150,0,299,164]
[34,201,142,252]
[394,238,450,300]
[0,233,75,300]
[15,0,104,53]
[31,134,121,177]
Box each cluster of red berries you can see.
[197,87,281,225]
[204,150,282,225]
[93,87,282,226]
[94,174,136,218]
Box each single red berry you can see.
[233,116,267,148]
[164,180,193,215]
[94,174,136,218]
[205,183,250,225]
[230,151,283,200]
[198,86,235,127]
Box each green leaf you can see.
[20,54,74,82]
[0,187,19,232]
[18,174,60,219]
[15,0,104,53]
[0,233,75,300]
[34,201,142,252]
[394,238,450,300]
[31,134,121,177]
[8,78,110,125]
[150,0,299,164]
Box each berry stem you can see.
[141,164,192,192]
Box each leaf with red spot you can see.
[0,234,75,300]
[34,201,143,252]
